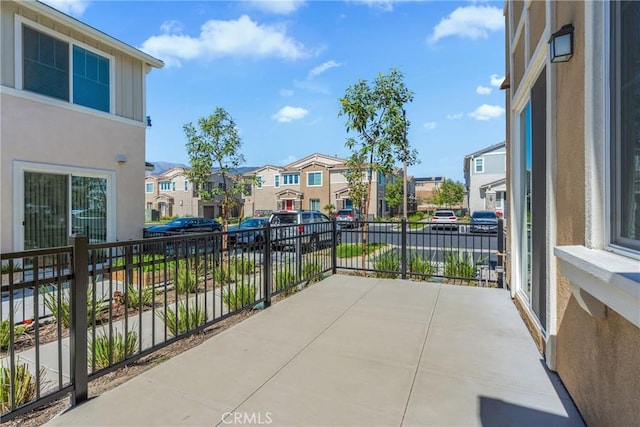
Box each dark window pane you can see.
[22,26,69,101]
[72,45,110,112]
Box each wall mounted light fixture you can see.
[549,24,574,63]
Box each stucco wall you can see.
[553,2,640,426]
[1,92,146,252]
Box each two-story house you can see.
[145,167,241,219]
[245,153,397,218]
[463,141,507,216]
[0,0,163,251]
[415,176,445,212]
[504,1,639,425]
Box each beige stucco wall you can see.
[0,92,146,252]
[252,167,284,213]
[299,164,331,211]
[552,3,640,426]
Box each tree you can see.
[339,68,417,222]
[384,179,403,215]
[183,107,247,230]
[343,152,368,219]
[433,179,465,208]
[323,203,336,218]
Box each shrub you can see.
[223,284,257,311]
[373,251,400,279]
[408,211,425,222]
[0,320,27,351]
[123,283,154,308]
[1,262,22,274]
[230,256,256,275]
[335,243,384,258]
[158,302,205,336]
[408,252,437,281]
[0,359,45,413]
[41,285,106,328]
[89,329,138,369]
[174,261,199,294]
[302,261,323,281]
[443,251,477,281]
[111,254,173,273]
[274,268,298,294]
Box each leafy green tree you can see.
[343,152,368,218]
[323,203,336,218]
[183,107,246,230]
[433,179,465,208]
[384,179,404,215]
[339,68,417,221]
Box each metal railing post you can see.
[401,218,407,280]
[69,234,88,406]
[497,218,505,289]
[263,223,272,308]
[331,219,337,275]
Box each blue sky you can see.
[43,0,506,182]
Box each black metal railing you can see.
[1,217,504,420]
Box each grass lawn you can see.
[336,243,385,258]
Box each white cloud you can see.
[469,104,505,121]
[351,0,395,12]
[476,86,492,95]
[248,0,305,15]
[160,20,184,35]
[140,15,310,67]
[308,60,342,79]
[423,122,437,130]
[279,89,294,97]
[273,106,309,122]
[446,113,464,120]
[282,155,297,164]
[428,5,504,43]
[490,74,505,87]
[40,0,89,16]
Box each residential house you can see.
[0,0,163,251]
[244,153,397,218]
[145,167,241,219]
[463,141,507,216]
[504,1,639,425]
[415,176,444,212]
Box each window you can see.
[307,172,322,187]
[310,199,320,211]
[283,173,299,185]
[184,180,189,191]
[145,182,153,193]
[21,22,111,113]
[610,1,640,252]
[159,181,171,191]
[256,176,262,189]
[474,158,485,174]
[274,175,280,188]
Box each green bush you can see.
[111,254,173,273]
[408,212,425,222]
[274,268,298,294]
[124,283,154,308]
[335,243,384,258]
[373,251,400,278]
[443,251,477,281]
[89,329,138,369]
[0,359,44,413]
[175,261,199,294]
[408,252,437,281]
[302,261,322,279]
[223,284,257,311]
[1,262,22,274]
[229,256,256,275]
[0,320,27,351]
[158,302,205,336]
[41,285,106,328]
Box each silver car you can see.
[269,210,341,252]
[431,210,458,230]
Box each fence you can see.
[1,218,503,421]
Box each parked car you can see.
[431,210,458,230]
[144,217,222,237]
[470,210,499,233]
[227,217,269,247]
[269,210,341,251]
[335,208,363,228]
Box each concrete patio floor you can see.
[46,275,584,427]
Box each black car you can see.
[470,211,499,233]
[144,217,222,237]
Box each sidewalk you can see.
[46,275,583,426]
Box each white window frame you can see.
[474,157,485,174]
[307,172,322,187]
[310,198,321,211]
[145,182,154,193]
[184,180,189,191]
[159,181,171,191]
[14,16,116,115]
[256,176,263,189]
[172,181,176,192]
[555,1,639,329]
[283,173,299,185]
[12,161,117,250]
[274,175,280,188]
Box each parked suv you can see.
[470,210,499,233]
[335,208,363,228]
[431,210,458,230]
[269,210,341,251]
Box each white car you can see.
[431,210,458,230]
